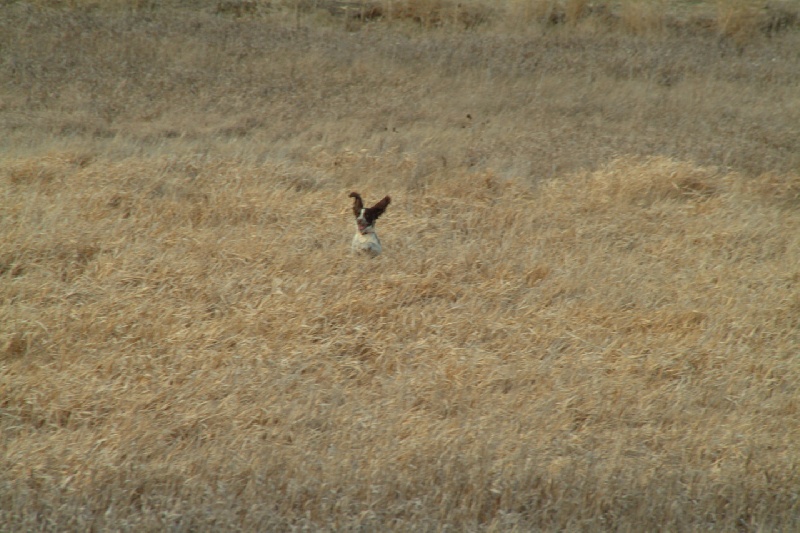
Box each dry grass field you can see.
[2,0,800,530]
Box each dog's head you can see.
[349,192,390,235]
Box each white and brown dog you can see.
[349,191,391,257]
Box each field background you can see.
[2,0,800,530]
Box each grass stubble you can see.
[2,1,800,530]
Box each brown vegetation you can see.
[2,1,800,530]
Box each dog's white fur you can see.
[349,192,390,257]
[351,225,382,256]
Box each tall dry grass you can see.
[2,1,800,530]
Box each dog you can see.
[349,192,391,257]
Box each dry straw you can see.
[2,1,800,530]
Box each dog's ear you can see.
[370,196,391,217]
[349,192,364,216]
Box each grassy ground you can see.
[2,1,800,530]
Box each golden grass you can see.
[2,1,800,530]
